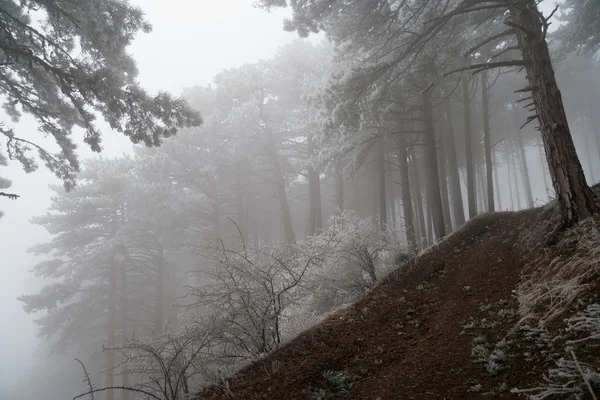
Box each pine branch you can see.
[0,191,19,199]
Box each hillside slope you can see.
[199,204,599,399]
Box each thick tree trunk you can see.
[422,92,446,239]
[443,98,466,227]
[398,136,417,251]
[481,71,495,212]
[462,76,477,219]
[511,1,599,226]
[378,136,387,231]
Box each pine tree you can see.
[0,0,202,191]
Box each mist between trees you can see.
[4,0,600,398]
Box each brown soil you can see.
[198,207,564,400]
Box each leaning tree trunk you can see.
[443,97,466,227]
[481,71,495,212]
[378,135,387,231]
[422,92,446,239]
[510,1,599,227]
[398,135,417,251]
[462,76,478,219]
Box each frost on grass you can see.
[516,218,600,326]
[513,305,600,399]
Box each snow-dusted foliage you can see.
[303,210,403,314]
[0,0,201,189]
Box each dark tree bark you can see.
[505,141,515,211]
[493,147,502,210]
[422,92,446,239]
[538,141,550,199]
[462,76,477,219]
[378,135,387,231]
[509,136,523,210]
[397,136,417,251]
[443,97,466,227]
[510,0,599,226]
[436,125,452,232]
[481,70,495,212]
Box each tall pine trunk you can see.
[398,136,417,251]
[462,76,477,219]
[307,136,323,235]
[153,244,165,335]
[481,71,495,212]
[511,113,535,209]
[493,147,502,210]
[119,257,129,400]
[378,135,387,231]
[410,146,427,249]
[511,0,599,227]
[334,158,344,212]
[443,98,466,227]
[106,257,117,400]
[436,125,452,231]
[422,92,445,239]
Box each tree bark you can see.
[378,135,387,231]
[119,257,129,400]
[462,76,477,219]
[235,160,247,238]
[410,146,427,249]
[511,112,535,209]
[270,145,296,243]
[307,136,323,235]
[153,244,165,335]
[436,123,452,232]
[481,71,495,212]
[510,0,599,227]
[443,97,466,227]
[493,147,502,211]
[398,136,417,251]
[334,157,344,212]
[422,92,446,239]
[106,257,117,400]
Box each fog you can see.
[1,1,599,399]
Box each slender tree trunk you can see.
[462,76,477,219]
[590,106,600,166]
[235,160,247,238]
[583,128,596,183]
[106,257,117,400]
[481,71,495,212]
[208,177,221,239]
[509,137,523,210]
[270,149,296,243]
[398,136,417,251]
[511,113,535,208]
[443,98,466,227]
[307,136,323,234]
[493,148,503,210]
[511,1,599,226]
[422,92,445,239]
[167,268,179,330]
[119,258,129,400]
[378,135,387,231]
[436,127,452,232]
[477,164,486,213]
[153,244,165,335]
[505,140,515,210]
[538,141,550,199]
[335,158,344,212]
[387,163,397,230]
[410,147,427,249]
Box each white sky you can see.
[0,1,300,393]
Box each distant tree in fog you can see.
[0,0,201,192]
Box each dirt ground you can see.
[198,206,581,399]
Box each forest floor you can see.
[199,194,600,399]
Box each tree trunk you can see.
[506,141,515,211]
[334,158,344,212]
[307,136,323,235]
[153,244,165,335]
[378,135,387,231]
[422,92,446,239]
[410,146,427,249]
[398,136,417,251]
[493,147,502,210]
[106,257,117,400]
[511,0,599,227]
[462,76,477,219]
[208,176,221,239]
[436,124,452,232]
[270,149,296,243]
[511,112,535,209]
[481,71,495,212]
[538,141,550,200]
[443,98,466,227]
[119,258,129,400]
[235,160,247,238]
[387,161,397,230]
[509,137,523,210]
